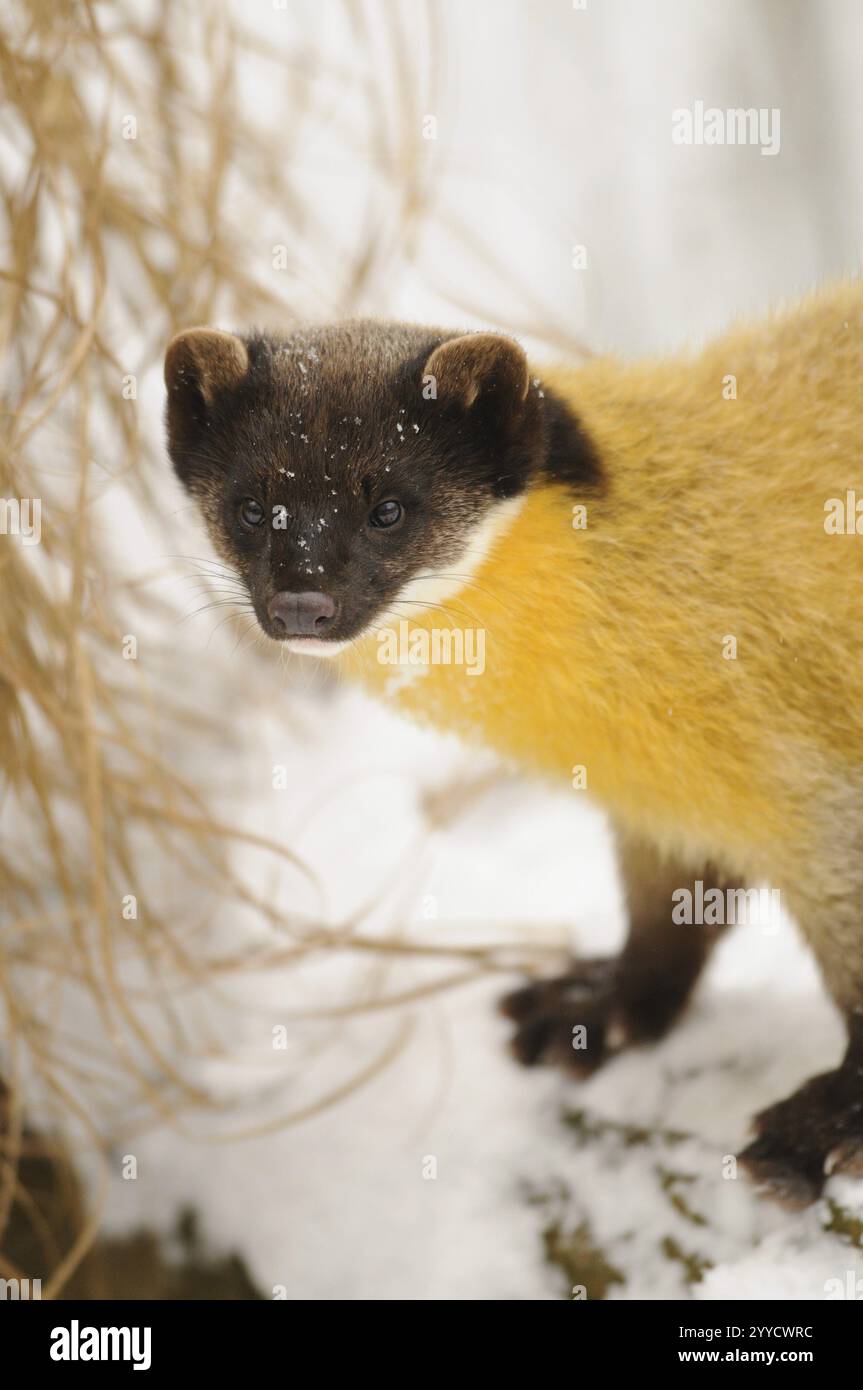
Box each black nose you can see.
[267,590,336,637]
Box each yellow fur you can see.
[343,281,863,1000]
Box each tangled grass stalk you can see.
[0,0,566,1293]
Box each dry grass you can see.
[0,0,568,1294]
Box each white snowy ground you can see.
[77,0,863,1301]
[93,666,863,1301]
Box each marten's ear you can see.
[164,328,249,449]
[423,333,530,427]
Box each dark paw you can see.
[499,958,638,1078]
[738,1066,863,1209]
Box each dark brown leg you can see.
[500,829,731,1075]
[738,893,863,1209]
[738,1017,863,1209]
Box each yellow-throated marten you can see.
[165,281,863,1208]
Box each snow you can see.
[92,676,862,1300]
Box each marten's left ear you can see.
[423,333,531,427]
[164,328,249,455]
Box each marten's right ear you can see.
[164,328,249,455]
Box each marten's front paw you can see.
[738,1066,863,1209]
[499,959,640,1077]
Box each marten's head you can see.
[164,320,596,654]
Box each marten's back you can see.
[543,279,863,749]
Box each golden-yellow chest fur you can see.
[344,281,863,896]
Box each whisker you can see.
[206,608,258,649]
[179,599,255,626]
[423,573,517,610]
[393,589,490,632]
[232,618,270,659]
[387,598,489,635]
[179,578,249,594]
[165,554,240,572]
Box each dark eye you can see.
[239,497,265,528]
[369,499,403,529]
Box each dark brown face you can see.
[164,320,549,652]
